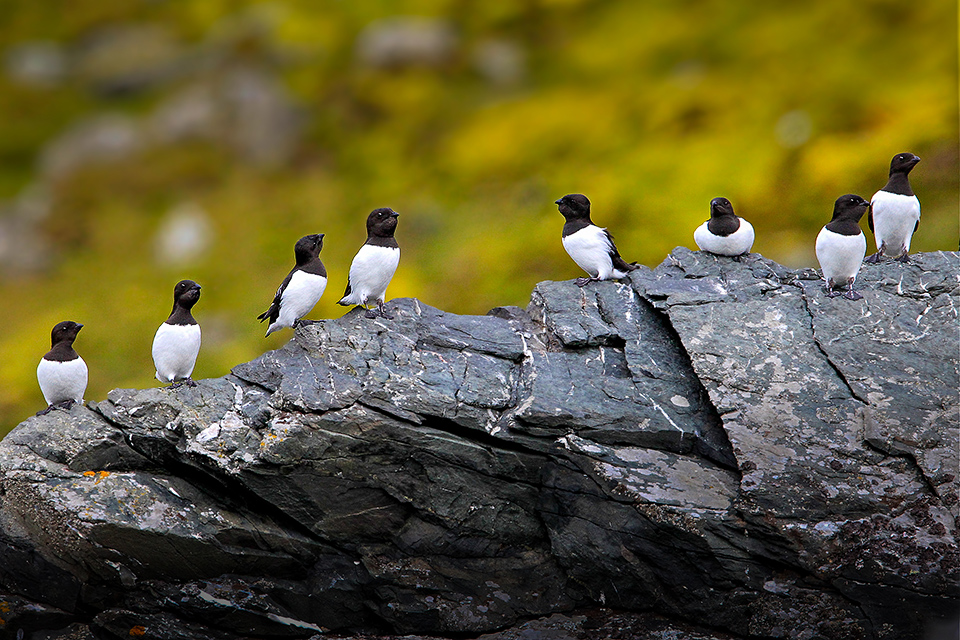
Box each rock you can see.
[0,251,956,640]
[4,41,67,87]
[153,202,214,267]
[147,65,304,167]
[0,184,54,275]
[38,114,144,181]
[355,17,458,69]
[471,39,526,86]
[71,24,185,95]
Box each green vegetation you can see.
[0,0,957,433]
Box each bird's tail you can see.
[337,282,358,306]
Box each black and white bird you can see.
[555,193,638,286]
[258,234,327,337]
[36,321,87,415]
[816,194,870,300]
[152,279,202,386]
[338,208,400,319]
[693,197,755,257]
[866,152,921,263]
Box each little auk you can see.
[36,320,87,415]
[152,279,202,386]
[693,197,755,258]
[555,193,638,286]
[816,194,870,300]
[338,208,400,319]
[258,234,327,336]
[866,152,921,263]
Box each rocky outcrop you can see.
[0,249,957,640]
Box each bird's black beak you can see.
[76,324,84,329]
[554,199,563,205]
[318,233,325,239]
[392,212,399,218]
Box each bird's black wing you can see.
[605,229,639,272]
[867,206,874,233]
[337,279,353,306]
[257,269,295,324]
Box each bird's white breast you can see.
[694,219,755,256]
[562,225,618,279]
[870,190,920,253]
[37,357,88,405]
[152,322,201,382]
[276,271,327,328]
[343,245,400,305]
[816,227,866,286]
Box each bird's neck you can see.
[883,172,914,197]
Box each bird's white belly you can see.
[275,271,327,328]
[344,245,400,304]
[37,357,88,405]
[694,220,755,256]
[562,226,617,279]
[816,228,866,286]
[152,323,201,382]
[871,191,920,254]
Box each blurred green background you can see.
[0,0,957,435]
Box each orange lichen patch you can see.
[129,625,147,636]
[82,471,111,483]
[0,601,9,612]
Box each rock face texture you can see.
[0,249,957,640]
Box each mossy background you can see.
[0,0,957,435]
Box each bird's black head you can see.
[555,194,591,221]
[51,320,83,347]
[709,197,735,219]
[294,233,324,265]
[173,279,202,310]
[367,208,399,238]
[889,152,920,176]
[831,194,870,222]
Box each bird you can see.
[866,152,921,264]
[258,234,327,337]
[816,194,870,300]
[338,207,400,319]
[693,197,755,258]
[36,320,88,415]
[152,279,202,386]
[555,193,638,286]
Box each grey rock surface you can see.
[0,250,956,640]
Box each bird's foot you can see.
[843,290,863,301]
[363,307,378,319]
[864,252,882,264]
[38,400,75,416]
[895,252,911,264]
[169,378,197,389]
[823,285,842,298]
[732,253,746,263]
[575,277,597,287]
[377,303,395,320]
